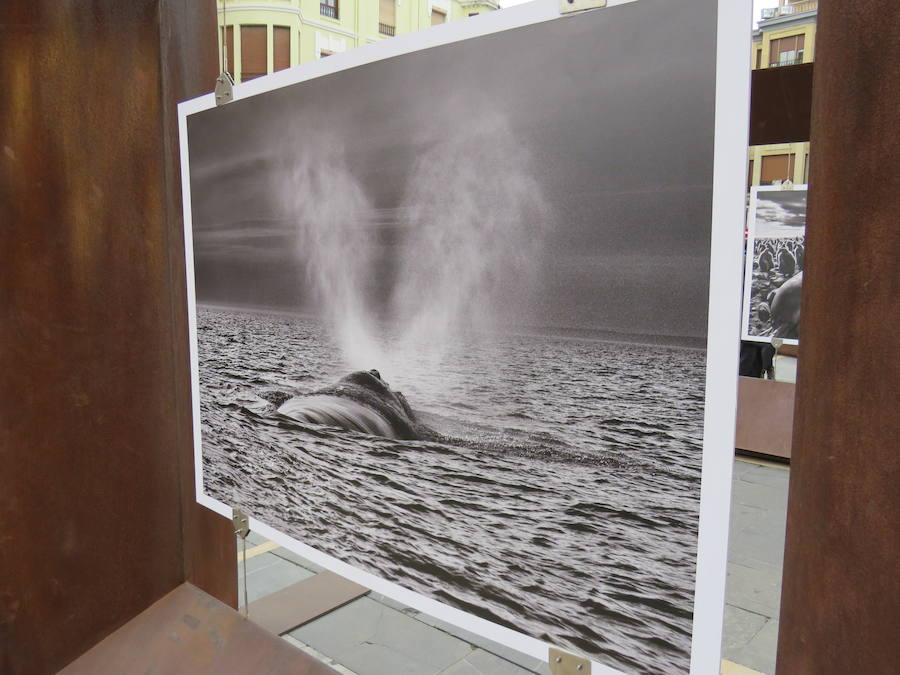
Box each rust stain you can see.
[181,614,200,631]
[0,593,22,624]
[208,626,224,647]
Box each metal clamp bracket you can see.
[559,0,607,15]
[233,508,250,538]
[549,647,591,674]
[215,72,235,107]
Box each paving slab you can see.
[727,527,786,571]
[393,603,547,674]
[721,604,768,655]
[284,634,359,674]
[728,505,786,544]
[721,459,789,674]
[289,596,474,675]
[729,482,789,511]
[725,562,782,617]
[439,660,484,675]
[464,648,542,674]
[729,618,779,675]
[245,531,270,546]
[239,553,316,607]
[737,465,789,489]
[243,550,293,574]
[438,651,539,675]
[271,546,327,574]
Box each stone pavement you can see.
[237,457,789,675]
[237,534,550,675]
[720,458,790,675]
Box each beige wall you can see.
[216,0,497,82]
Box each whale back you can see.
[277,370,423,440]
[277,394,399,438]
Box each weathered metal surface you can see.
[247,571,369,637]
[59,583,337,674]
[776,1,900,673]
[157,0,239,611]
[734,377,794,460]
[749,63,813,145]
[0,2,232,674]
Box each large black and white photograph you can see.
[742,187,807,344]
[182,0,743,672]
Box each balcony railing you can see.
[769,56,805,68]
[760,1,817,21]
[379,22,395,36]
[320,3,338,19]
[786,1,818,13]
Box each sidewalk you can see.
[237,457,789,675]
[721,458,790,675]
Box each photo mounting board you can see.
[178,1,752,672]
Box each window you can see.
[274,26,291,72]
[760,153,796,184]
[431,9,446,25]
[748,159,754,189]
[769,34,805,67]
[803,153,810,183]
[755,48,762,69]
[240,25,267,82]
[320,0,338,20]
[379,0,396,35]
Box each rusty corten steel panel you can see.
[60,583,337,674]
[734,377,794,461]
[749,63,813,146]
[156,0,239,610]
[0,2,233,673]
[776,1,900,673]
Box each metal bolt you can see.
[555,657,562,663]
[576,666,583,671]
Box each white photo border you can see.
[178,1,752,672]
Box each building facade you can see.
[216,0,498,83]
[748,0,818,188]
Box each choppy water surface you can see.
[198,307,706,673]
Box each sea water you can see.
[198,306,705,673]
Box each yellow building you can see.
[748,0,818,187]
[217,0,498,83]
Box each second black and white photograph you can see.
[742,186,807,344]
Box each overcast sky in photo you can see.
[753,189,807,238]
[188,0,719,340]
[500,0,776,29]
